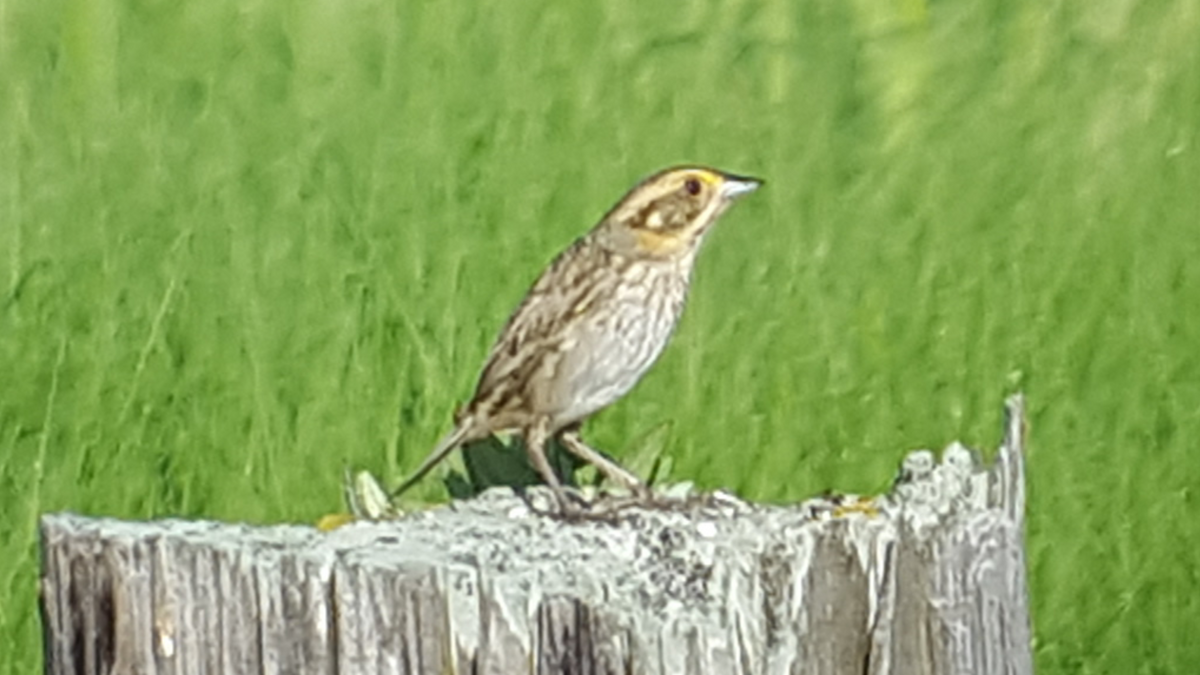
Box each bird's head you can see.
[594,166,762,259]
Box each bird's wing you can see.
[471,237,615,409]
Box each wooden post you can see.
[40,396,1033,675]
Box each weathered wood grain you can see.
[41,395,1032,675]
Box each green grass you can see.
[2,0,1199,671]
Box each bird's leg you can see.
[559,426,650,497]
[524,418,585,514]
[523,417,562,489]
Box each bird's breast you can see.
[547,261,690,426]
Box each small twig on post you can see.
[40,396,1032,675]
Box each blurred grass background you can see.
[2,0,1198,671]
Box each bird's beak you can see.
[719,174,764,200]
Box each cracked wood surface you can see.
[40,396,1033,675]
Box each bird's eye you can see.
[684,178,702,196]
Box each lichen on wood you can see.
[41,396,1032,675]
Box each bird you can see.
[391,165,762,505]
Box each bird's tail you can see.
[389,421,475,499]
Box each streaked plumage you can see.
[392,166,762,503]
